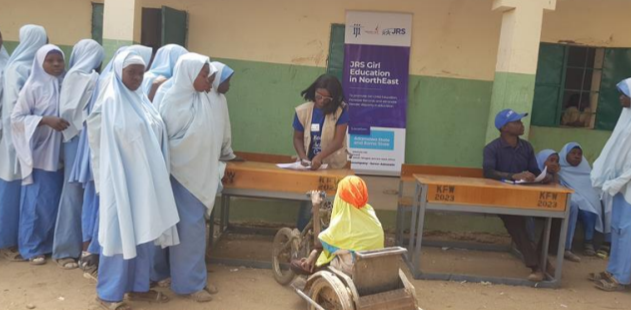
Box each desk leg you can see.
[541,217,552,279]
[220,195,230,232]
[554,198,571,284]
[226,195,232,230]
[208,208,215,251]
[408,183,420,254]
[412,184,428,279]
[395,181,404,246]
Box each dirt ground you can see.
[1,233,630,310]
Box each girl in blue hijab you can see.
[535,149,581,262]
[0,29,9,112]
[142,44,187,101]
[0,24,47,262]
[11,45,67,265]
[589,78,631,291]
[53,39,104,270]
[88,50,178,309]
[559,142,604,258]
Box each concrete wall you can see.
[139,0,631,165]
[4,0,630,165]
[2,1,631,231]
[142,0,502,80]
[0,0,93,57]
[533,0,631,162]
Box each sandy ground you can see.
[1,233,630,310]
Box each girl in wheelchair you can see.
[291,176,384,275]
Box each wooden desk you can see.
[395,165,484,245]
[209,161,353,265]
[405,174,573,288]
[222,161,351,198]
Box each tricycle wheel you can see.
[272,227,299,285]
[308,273,354,310]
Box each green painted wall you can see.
[102,38,136,64]
[215,57,326,155]
[406,76,493,168]
[3,41,19,53]
[4,41,73,68]
[530,126,611,163]
[218,58,494,168]
[485,72,537,143]
[3,40,613,168]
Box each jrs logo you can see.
[382,28,406,36]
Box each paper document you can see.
[514,166,547,184]
[277,161,329,171]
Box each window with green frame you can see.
[532,43,631,131]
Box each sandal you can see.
[584,243,597,256]
[206,283,219,294]
[588,271,612,282]
[95,298,132,310]
[127,290,169,303]
[594,277,627,292]
[29,255,46,266]
[150,278,171,288]
[80,251,99,271]
[187,288,213,303]
[1,248,26,262]
[564,250,581,263]
[56,257,79,270]
[289,258,313,276]
[84,268,98,283]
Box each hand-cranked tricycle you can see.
[271,191,420,310]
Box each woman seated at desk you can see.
[291,176,384,275]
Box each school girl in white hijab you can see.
[158,53,219,301]
[52,39,104,269]
[0,24,47,260]
[68,45,131,277]
[152,78,173,109]
[87,50,178,308]
[142,44,187,101]
[0,29,9,119]
[590,77,631,291]
[209,61,238,161]
[73,45,152,253]
[11,44,66,265]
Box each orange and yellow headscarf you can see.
[316,176,384,266]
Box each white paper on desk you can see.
[276,161,329,171]
[514,166,547,184]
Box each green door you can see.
[161,6,188,47]
[91,3,104,44]
[327,24,346,82]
